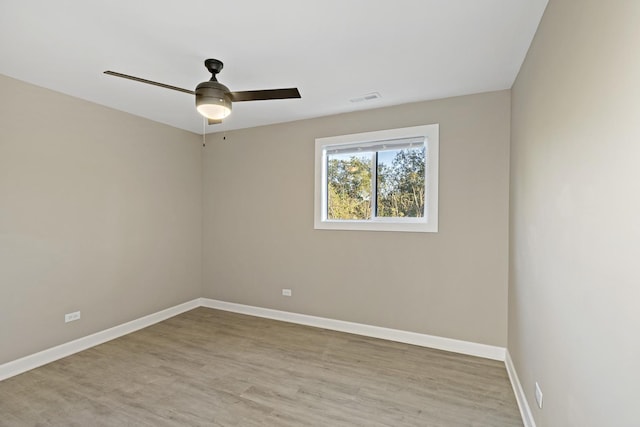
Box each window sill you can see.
[314,219,438,233]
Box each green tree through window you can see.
[377,147,425,217]
[327,147,425,220]
[327,153,372,220]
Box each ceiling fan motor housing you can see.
[195,81,232,120]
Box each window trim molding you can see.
[314,124,439,233]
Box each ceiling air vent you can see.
[349,92,381,103]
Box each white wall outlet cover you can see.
[64,311,81,323]
[282,289,292,297]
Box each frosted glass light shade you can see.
[196,103,231,120]
[195,81,232,120]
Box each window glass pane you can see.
[327,152,372,220]
[376,147,426,218]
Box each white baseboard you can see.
[200,298,506,361]
[505,350,536,427]
[0,299,200,381]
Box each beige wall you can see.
[509,1,640,425]
[0,75,203,364]
[203,90,511,346]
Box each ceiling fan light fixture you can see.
[195,81,232,120]
[104,58,301,126]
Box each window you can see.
[315,124,439,232]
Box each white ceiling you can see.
[0,0,547,134]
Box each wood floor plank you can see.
[0,308,522,426]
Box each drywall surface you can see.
[203,90,511,346]
[0,74,202,364]
[509,1,640,425]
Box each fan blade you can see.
[208,118,222,125]
[103,71,195,95]
[229,88,301,102]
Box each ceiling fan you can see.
[104,59,301,125]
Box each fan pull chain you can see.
[202,117,206,147]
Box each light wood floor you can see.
[0,308,522,426]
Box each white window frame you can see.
[314,124,439,233]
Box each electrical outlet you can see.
[282,288,292,297]
[65,311,81,323]
[535,382,543,409]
